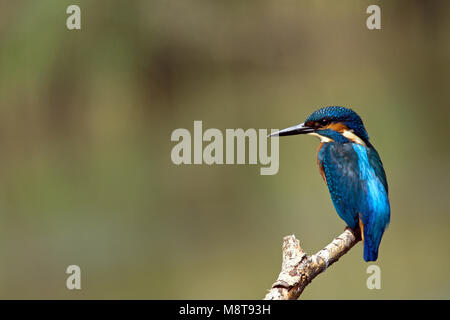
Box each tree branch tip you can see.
[265,227,362,300]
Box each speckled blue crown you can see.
[306,106,369,142]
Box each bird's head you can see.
[270,106,369,145]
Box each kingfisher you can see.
[270,106,390,261]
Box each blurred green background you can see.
[0,0,449,299]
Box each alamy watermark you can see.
[66,265,81,290]
[66,5,81,30]
[171,121,279,175]
[65,4,381,31]
[366,265,381,290]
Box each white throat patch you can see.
[342,130,366,146]
[307,130,367,145]
[307,132,333,143]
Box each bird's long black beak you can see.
[269,123,315,137]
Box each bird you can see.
[270,106,390,261]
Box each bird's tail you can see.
[363,241,379,262]
[361,221,385,262]
[359,208,389,262]
[359,217,379,262]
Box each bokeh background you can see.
[0,0,449,299]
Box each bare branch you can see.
[264,227,361,300]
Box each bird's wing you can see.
[319,142,390,261]
[353,143,390,261]
[318,142,363,229]
[366,143,389,193]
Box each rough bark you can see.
[264,227,361,300]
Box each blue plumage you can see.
[319,142,390,261]
[272,106,390,262]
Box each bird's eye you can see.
[320,118,329,126]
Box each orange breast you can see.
[358,215,365,243]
